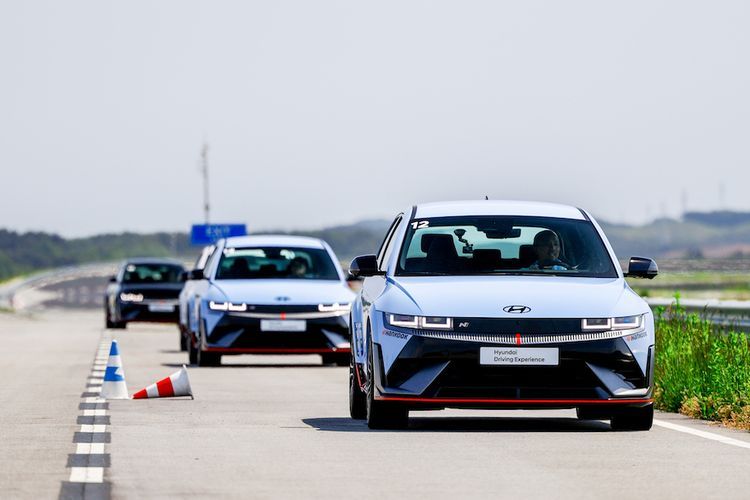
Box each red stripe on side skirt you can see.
[377,396,654,405]
[156,377,175,397]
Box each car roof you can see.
[413,200,586,220]
[222,234,327,249]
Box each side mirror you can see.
[187,269,205,280]
[108,275,117,283]
[349,255,383,279]
[624,257,658,279]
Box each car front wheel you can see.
[179,326,188,352]
[196,320,221,367]
[188,333,198,365]
[365,336,408,429]
[610,404,653,431]
[349,351,367,420]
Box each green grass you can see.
[654,301,750,429]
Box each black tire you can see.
[107,317,126,329]
[610,404,654,431]
[349,350,367,420]
[179,327,188,352]
[334,354,349,367]
[197,347,220,367]
[365,336,408,429]
[188,332,198,365]
[322,353,350,367]
[105,300,126,329]
[196,320,221,367]
[576,407,610,420]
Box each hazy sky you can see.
[1,1,749,237]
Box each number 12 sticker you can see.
[410,220,430,229]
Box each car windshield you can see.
[215,246,340,280]
[396,216,617,278]
[122,263,184,284]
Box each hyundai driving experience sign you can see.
[190,224,247,245]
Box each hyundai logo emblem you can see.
[503,305,531,314]
[275,296,291,302]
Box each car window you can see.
[122,263,184,284]
[396,215,617,278]
[215,247,340,280]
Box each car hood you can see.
[379,276,648,318]
[211,279,355,305]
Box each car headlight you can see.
[318,303,351,312]
[120,293,144,302]
[582,315,643,331]
[209,301,247,312]
[386,313,453,330]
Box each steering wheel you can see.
[537,259,572,270]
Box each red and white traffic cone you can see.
[132,365,193,399]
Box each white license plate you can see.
[480,347,559,366]
[148,303,175,313]
[260,320,306,332]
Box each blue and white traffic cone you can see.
[101,340,129,399]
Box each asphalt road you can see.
[2,310,750,499]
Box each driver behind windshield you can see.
[528,230,569,271]
[287,257,309,277]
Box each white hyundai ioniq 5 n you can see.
[186,235,356,366]
[348,201,657,430]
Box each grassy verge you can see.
[654,302,750,430]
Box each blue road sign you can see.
[191,224,247,245]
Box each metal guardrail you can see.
[0,263,119,310]
[645,298,750,331]
[645,298,750,314]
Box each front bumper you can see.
[118,301,179,323]
[371,334,654,409]
[203,311,350,354]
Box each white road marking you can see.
[83,409,107,416]
[65,334,112,484]
[76,443,105,454]
[69,467,104,483]
[80,424,107,433]
[654,419,750,450]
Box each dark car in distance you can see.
[105,258,186,329]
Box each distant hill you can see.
[2,210,749,281]
[271,219,390,261]
[600,214,750,259]
[0,230,194,282]
[682,211,750,227]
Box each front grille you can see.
[228,310,347,319]
[397,327,644,345]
